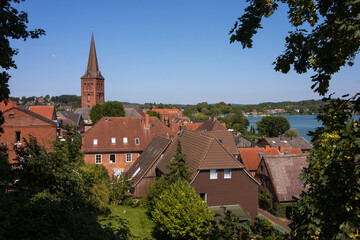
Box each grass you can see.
[99,205,154,239]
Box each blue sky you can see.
[8,0,360,105]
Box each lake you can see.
[247,115,360,142]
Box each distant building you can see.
[81,33,104,109]
[82,115,175,176]
[0,107,57,162]
[258,136,313,153]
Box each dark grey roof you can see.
[74,108,90,120]
[61,111,83,125]
[234,134,260,148]
[262,137,312,151]
[126,136,171,186]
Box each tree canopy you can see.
[90,101,125,124]
[166,141,192,183]
[231,1,360,238]
[256,116,290,137]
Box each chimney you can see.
[291,135,294,140]
[265,145,270,150]
[145,114,149,129]
[279,146,284,153]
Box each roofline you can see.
[4,106,57,126]
[132,138,171,187]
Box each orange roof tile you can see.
[238,147,282,171]
[29,106,56,120]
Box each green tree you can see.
[0,0,45,133]
[109,174,132,205]
[90,101,125,124]
[256,116,290,137]
[146,110,161,120]
[166,141,192,183]
[283,128,299,137]
[151,180,214,240]
[230,1,360,238]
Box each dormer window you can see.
[111,137,116,144]
[123,137,128,144]
[135,138,140,145]
[93,139,98,146]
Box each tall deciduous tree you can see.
[90,101,125,124]
[0,0,45,133]
[230,1,360,238]
[256,116,290,137]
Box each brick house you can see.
[146,130,259,222]
[0,107,57,162]
[82,115,175,176]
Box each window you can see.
[151,124,155,127]
[110,154,116,164]
[123,137,128,144]
[219,139,223,144]
[210,169,217,179]
[135,138,140,145]
[87,93,90,102]
[199,193,207,202]
[93,139,98,146]
[15,131,21,142]
[95,154,102,164]
[126,153,132,162]
[111,137,116,144]
[8,114,14,118]
[224,169,231,179]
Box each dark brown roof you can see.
[260,137,312,151]
[195,118,227,132]
[263,154,309,202]
[157,130,244,180]
[126,136,171,186]
[81,32,104,80]
[203,130,239,155]
[82,116,175,153]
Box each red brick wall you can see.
[81,78,104,109]
[1,108,57,162]
[84,152,140,176]
[191,169,259,223]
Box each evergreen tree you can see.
[166,141,192,183]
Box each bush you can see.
[270,225,290,239]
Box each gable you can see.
[3,107,57,127]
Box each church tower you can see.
[81,33,104,108]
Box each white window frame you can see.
[224,169,231,179]
[126,153,132,162]
[111,137,116,144]
[210,169,217,179]
[135,138,140,145]
[123,137,128,144]
[109,154,116,164]
[93,139,98,146]
[95,154,102,164]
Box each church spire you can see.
[81,32,104,79]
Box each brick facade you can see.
[1,107,57,162]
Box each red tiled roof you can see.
[0,99,16,112]
[82,116,175,153]
[29,106,56,120]
[238,147,281,171]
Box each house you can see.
[57,111,85,133]
[28,105,57,121]
[195,117,227,132]
[0,107,57,162]
[234,133,260,148]
[82,115,175,176]
[238,146,302,178]
[256,153,309,202]
[202,130,239,158]
[258,136,313,153]
[126,136,171,197]
[156,130,259,222]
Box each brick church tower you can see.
[81,33,104,108]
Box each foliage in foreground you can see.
[0,136,130,239]
[292,96,360,239]
[151,180,214,240]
